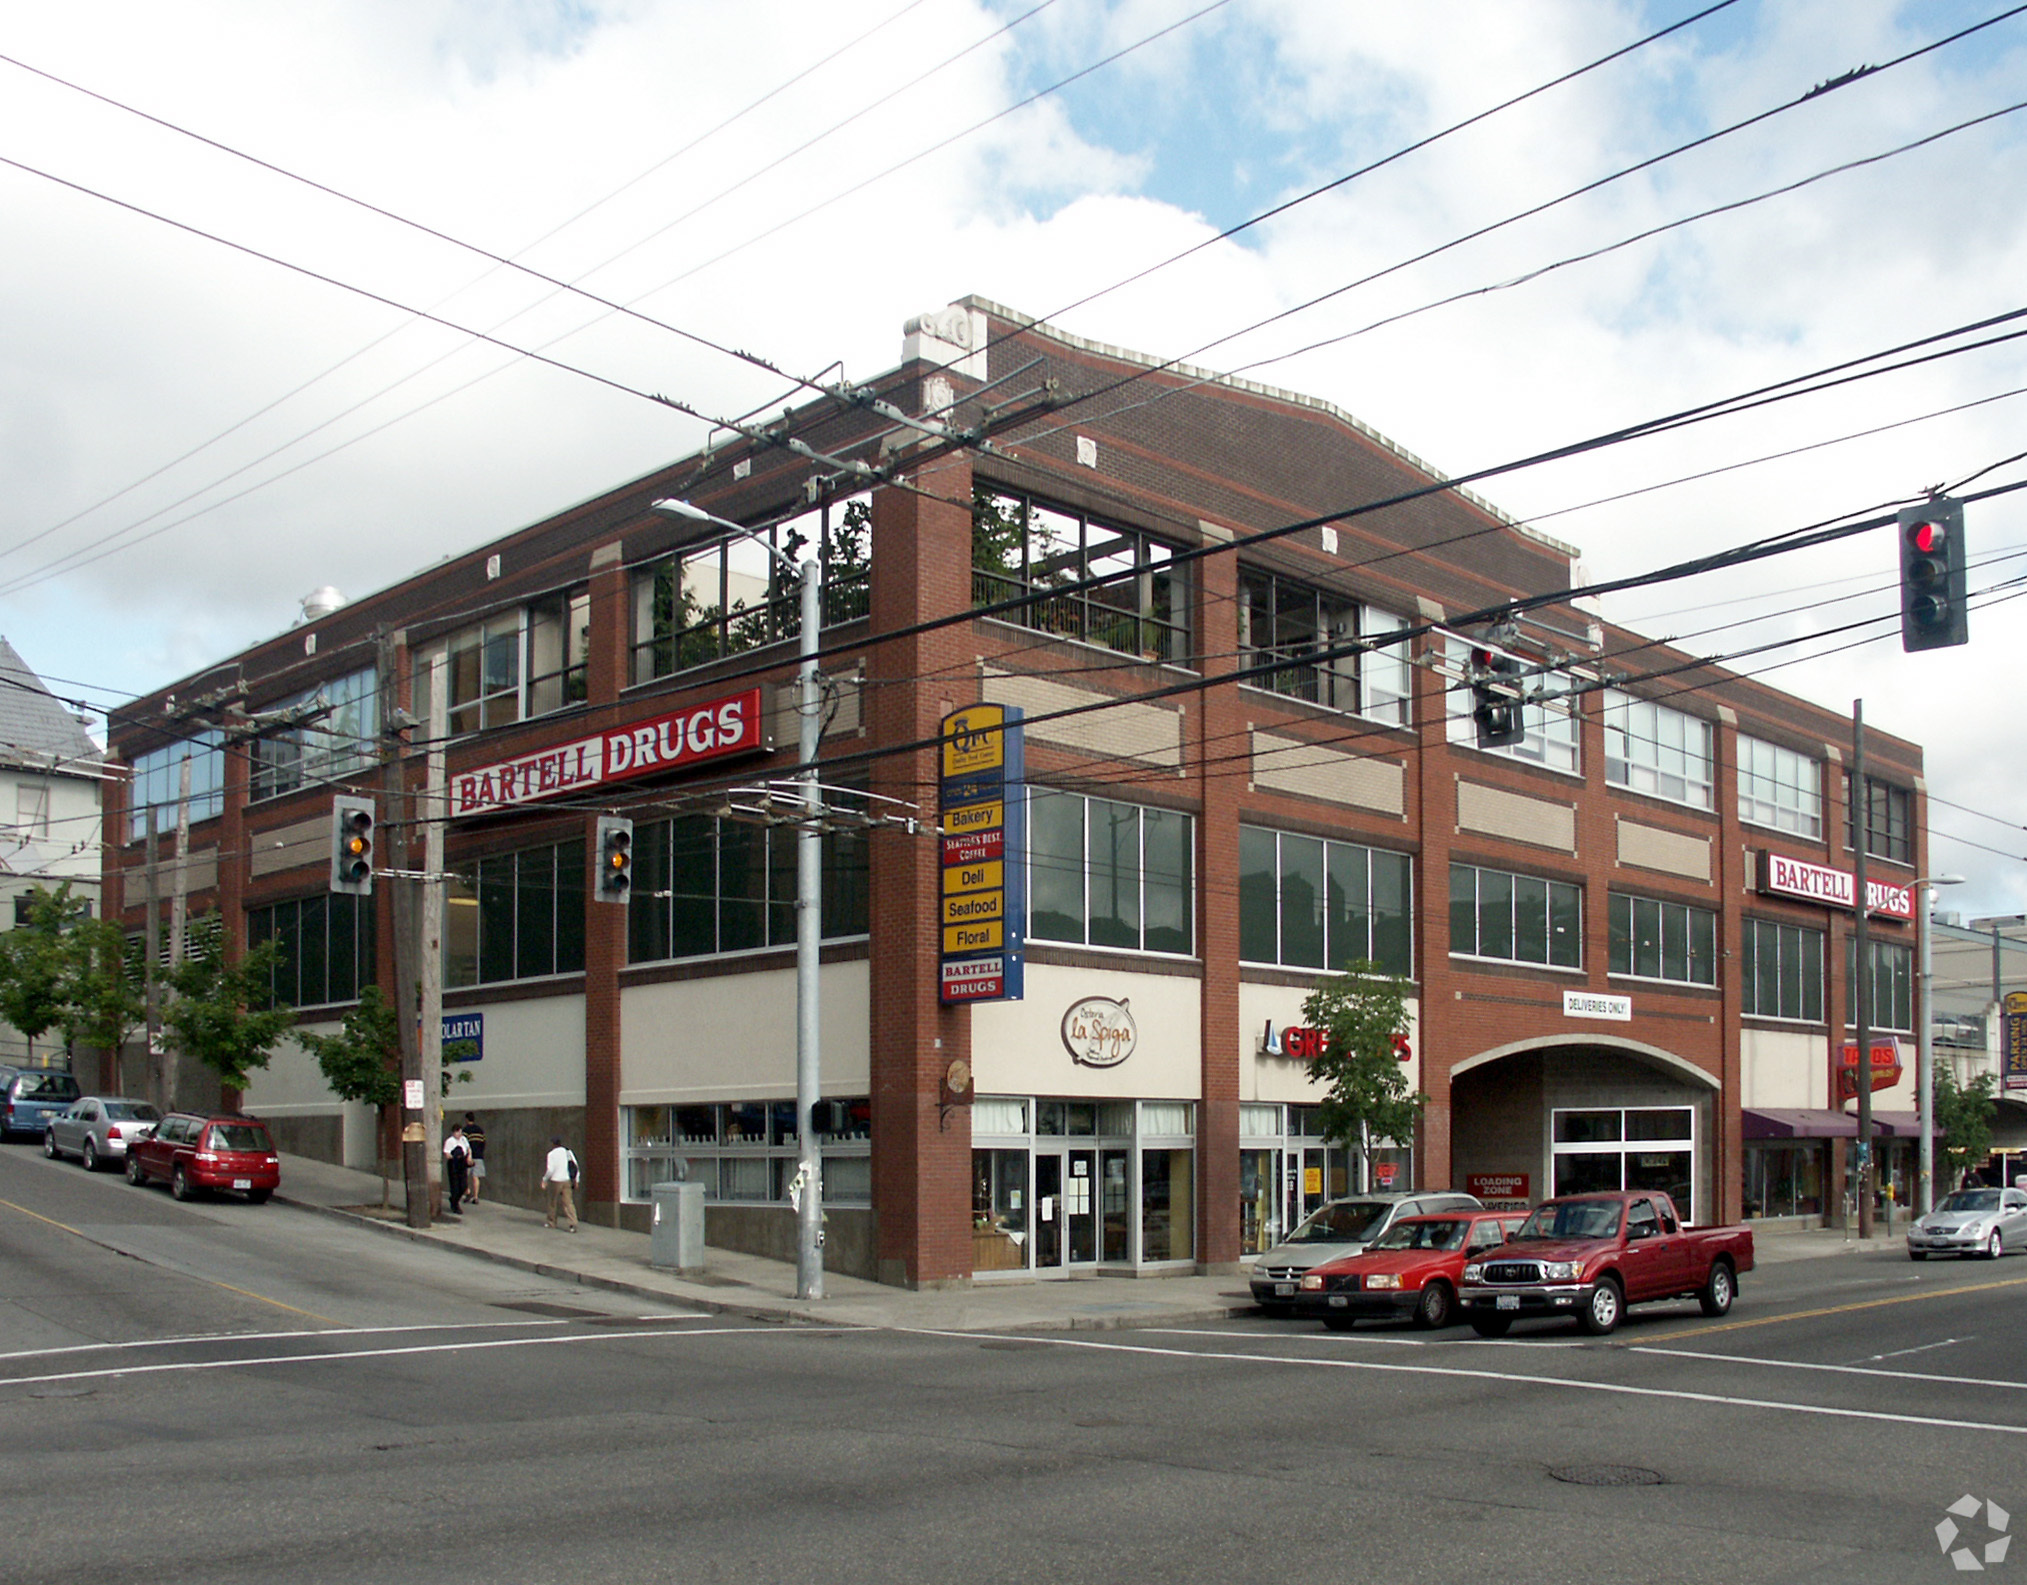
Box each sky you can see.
[2,0,2024,913]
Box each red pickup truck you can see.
[1456,1190,1753,1338]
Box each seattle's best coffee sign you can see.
[452,688,766,817]
[1755,851,1913,921]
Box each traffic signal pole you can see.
[1852,701,1874,1241]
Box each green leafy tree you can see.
[164,929,295,1097]
[1300,961,1427,1187]
[1934,1061,1998,1184]
[0,883,87,1063]
[60,915,147,1071]
[297,984,402,1205]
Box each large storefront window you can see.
[1027,791,1192,956]
[443,840,585,987]
[1846,779,1914,865]
[246,892,375,1009]
[1740,917,1825,1022]
[1450,863,1581,968]
[971,1096,1196,1275]
[1602,690,1713,809]
[621,1099,869,1204]
[1235,1102,1408,1256]
[1237,827,1412,975]
[1738,735,1823,839]
[1743,1142,1825,1219]
[128,731,225,840]
[248,667,380,803]
[1844,937,1914,1032]
[1236,567,1411,725]
[1608,893,1717,986]
[1552,1107,1695,1222]
[628,811,868,962]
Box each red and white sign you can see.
[1260,1022,1412,1063]
[1467,1173,1530,1203]
[1836,1036,1905,1099]
[1758,852,1913,921]
[451,688,766,817]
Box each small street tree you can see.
[297,984,402,1206]
[164,930,295,1100]
[1301,961,1427,1192]
[1934,1061,1998,1186]
[61,915,147,1085]
[0,883,86,1065]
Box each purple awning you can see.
[1743,1108,1858,1140]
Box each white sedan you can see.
[45,1096,161,1172]
[1907,1187,2027,1260]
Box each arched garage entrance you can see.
[1449,1040,1720,1225]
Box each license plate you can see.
[1328,1295,1348,1308]
[1274,1283,1294,1297]
[233,1178,252,1190]
[1496,1294,1520,1311]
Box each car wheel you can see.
[127,1153,147,1186]
[1468,1312,1512,1339]
[1987,1229,2004,1260]
[246,1189,271,1205]
[1908,1249,1927,1261]
[1578,1277,1624,1337]
[43,1131,59,1159]
[171,1164,195,1202]
[1413,1281,1454,1331]
[1698,1261,1735,1318]
[81,1140,98,1172]
[1322,1316,1358,1333]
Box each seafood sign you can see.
[451,688,765,817]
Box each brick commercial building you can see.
[102,298,1928,1284]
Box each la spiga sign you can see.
[452,688,766,817]
[1756,851,1914,921]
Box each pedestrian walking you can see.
[543,1135,579,1232]
[462,1112,487,1205]
[442,1123,471,1218]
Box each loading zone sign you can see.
[939,703,1025,1004]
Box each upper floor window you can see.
[1739,917,1824,1022]
[444,839,585,988]
[626,808,868,963]
[14,784,49,837]
[1607,892,1716,986]
[631,495,869,687]
[434,591,588,737]
[1738,736,1822,840]
[1237,569,1410,726]
[1450,862,1581,968]
[1846,936,1914,1033]
[249,667,380,803]
[973,488,1190,666]
[127,731,224,841]
[1846,779,1914,866]
[1442,639,1579,775]
[1603,691,1713,810]
[1237,826,1412,975]
[246,892,375,1008]
[1028,790,1192,956]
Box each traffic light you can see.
[595,815,634,902]
[1469,645,1526,748]
[329,795,375,896]
[1898,496,1967,651]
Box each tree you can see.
[60,915,147,1079]
[297,984,402,1206]
[1934,1061,1998,1185]
[1300,961,1427,1190]
[0,883,86,1064]
[164,930,295,1098]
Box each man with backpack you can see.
[542,1135,579,1232]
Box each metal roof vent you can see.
[299,586,346,623]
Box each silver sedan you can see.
[45,1096,161,1172]
[1907,1186,2027,1260]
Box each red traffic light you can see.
[1906,517,1946,554]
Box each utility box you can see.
[649,1180,706,1274]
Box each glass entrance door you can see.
[1065,1149,1098,1264]
[1034,1149,1099,1272]
[1034,1152,1065,1271]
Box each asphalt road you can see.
[2,1141,2022,1585]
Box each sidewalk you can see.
[274,1153,1909,1334]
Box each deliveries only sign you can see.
[451,689,766,817]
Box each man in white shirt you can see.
[542,1136,579,1232]
[442,1123,470,1218]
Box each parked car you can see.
[45,1096,161,1171]
[1292,1210,1528,1331]
[1251,1190,1485,1313]
[1906,1186,2027,1260]
[125,1113,280,1203]
[0,1069,83,1141]
[1457,1190,1755,1337]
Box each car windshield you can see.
[105,1102,160,1122]
[207,1124,272,1153]
[1287,1201,1391,1245]
[19,1075,80,1101]
[1516,1200,1624,1240]
[1938,1190,2000,1213]
[1371,1219,1467,1252]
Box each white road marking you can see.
[1147,1327,1431,1348]
[0,1316,576,1365]
[892,1327,2027,1437]
[1634,1345,2025,1392]
[1862,1337,1967,1362]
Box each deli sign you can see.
[1756,851,1913,921]
[452,689,766,817]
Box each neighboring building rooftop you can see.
[0,636,102,771]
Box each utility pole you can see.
[382,631,429,1229]
[1852,701,1873,1240]
[793,550,824,1301]
[421,650,446,1203]
[143,806,162,1107]
[167,753,191,1111]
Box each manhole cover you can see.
[1549,1464,1664,1487]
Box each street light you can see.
[1917,874,1966,1216]
[653,497,827,1301]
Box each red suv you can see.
[126,1113,280,1203]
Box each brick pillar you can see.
[868,455,976,1289]
[1195,530,1241,1271]
[581,541,629,1216]
[1414,621,1456,1190]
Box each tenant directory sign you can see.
[939,703,1025,1004]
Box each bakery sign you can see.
[451,688,767,817]
[1756,851,1913,921]
[1061,996,1137,1068]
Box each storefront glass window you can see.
[1025,791,1194,956]
[1452,864,1580,969]
[622,1100,869,1206]
[1240,827,1413,974]
[1141,1149,1194,1262]
[1740,917,1825,1022]
[1550,1106,1696,1221]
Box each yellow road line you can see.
[1661,1274,2027,1339]
[0,1197,345,1328]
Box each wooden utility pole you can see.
[1852,701,1874,1240]
[382,631,429,1229]
[144,806,163,1107]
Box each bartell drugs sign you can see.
[452,688,766,817]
